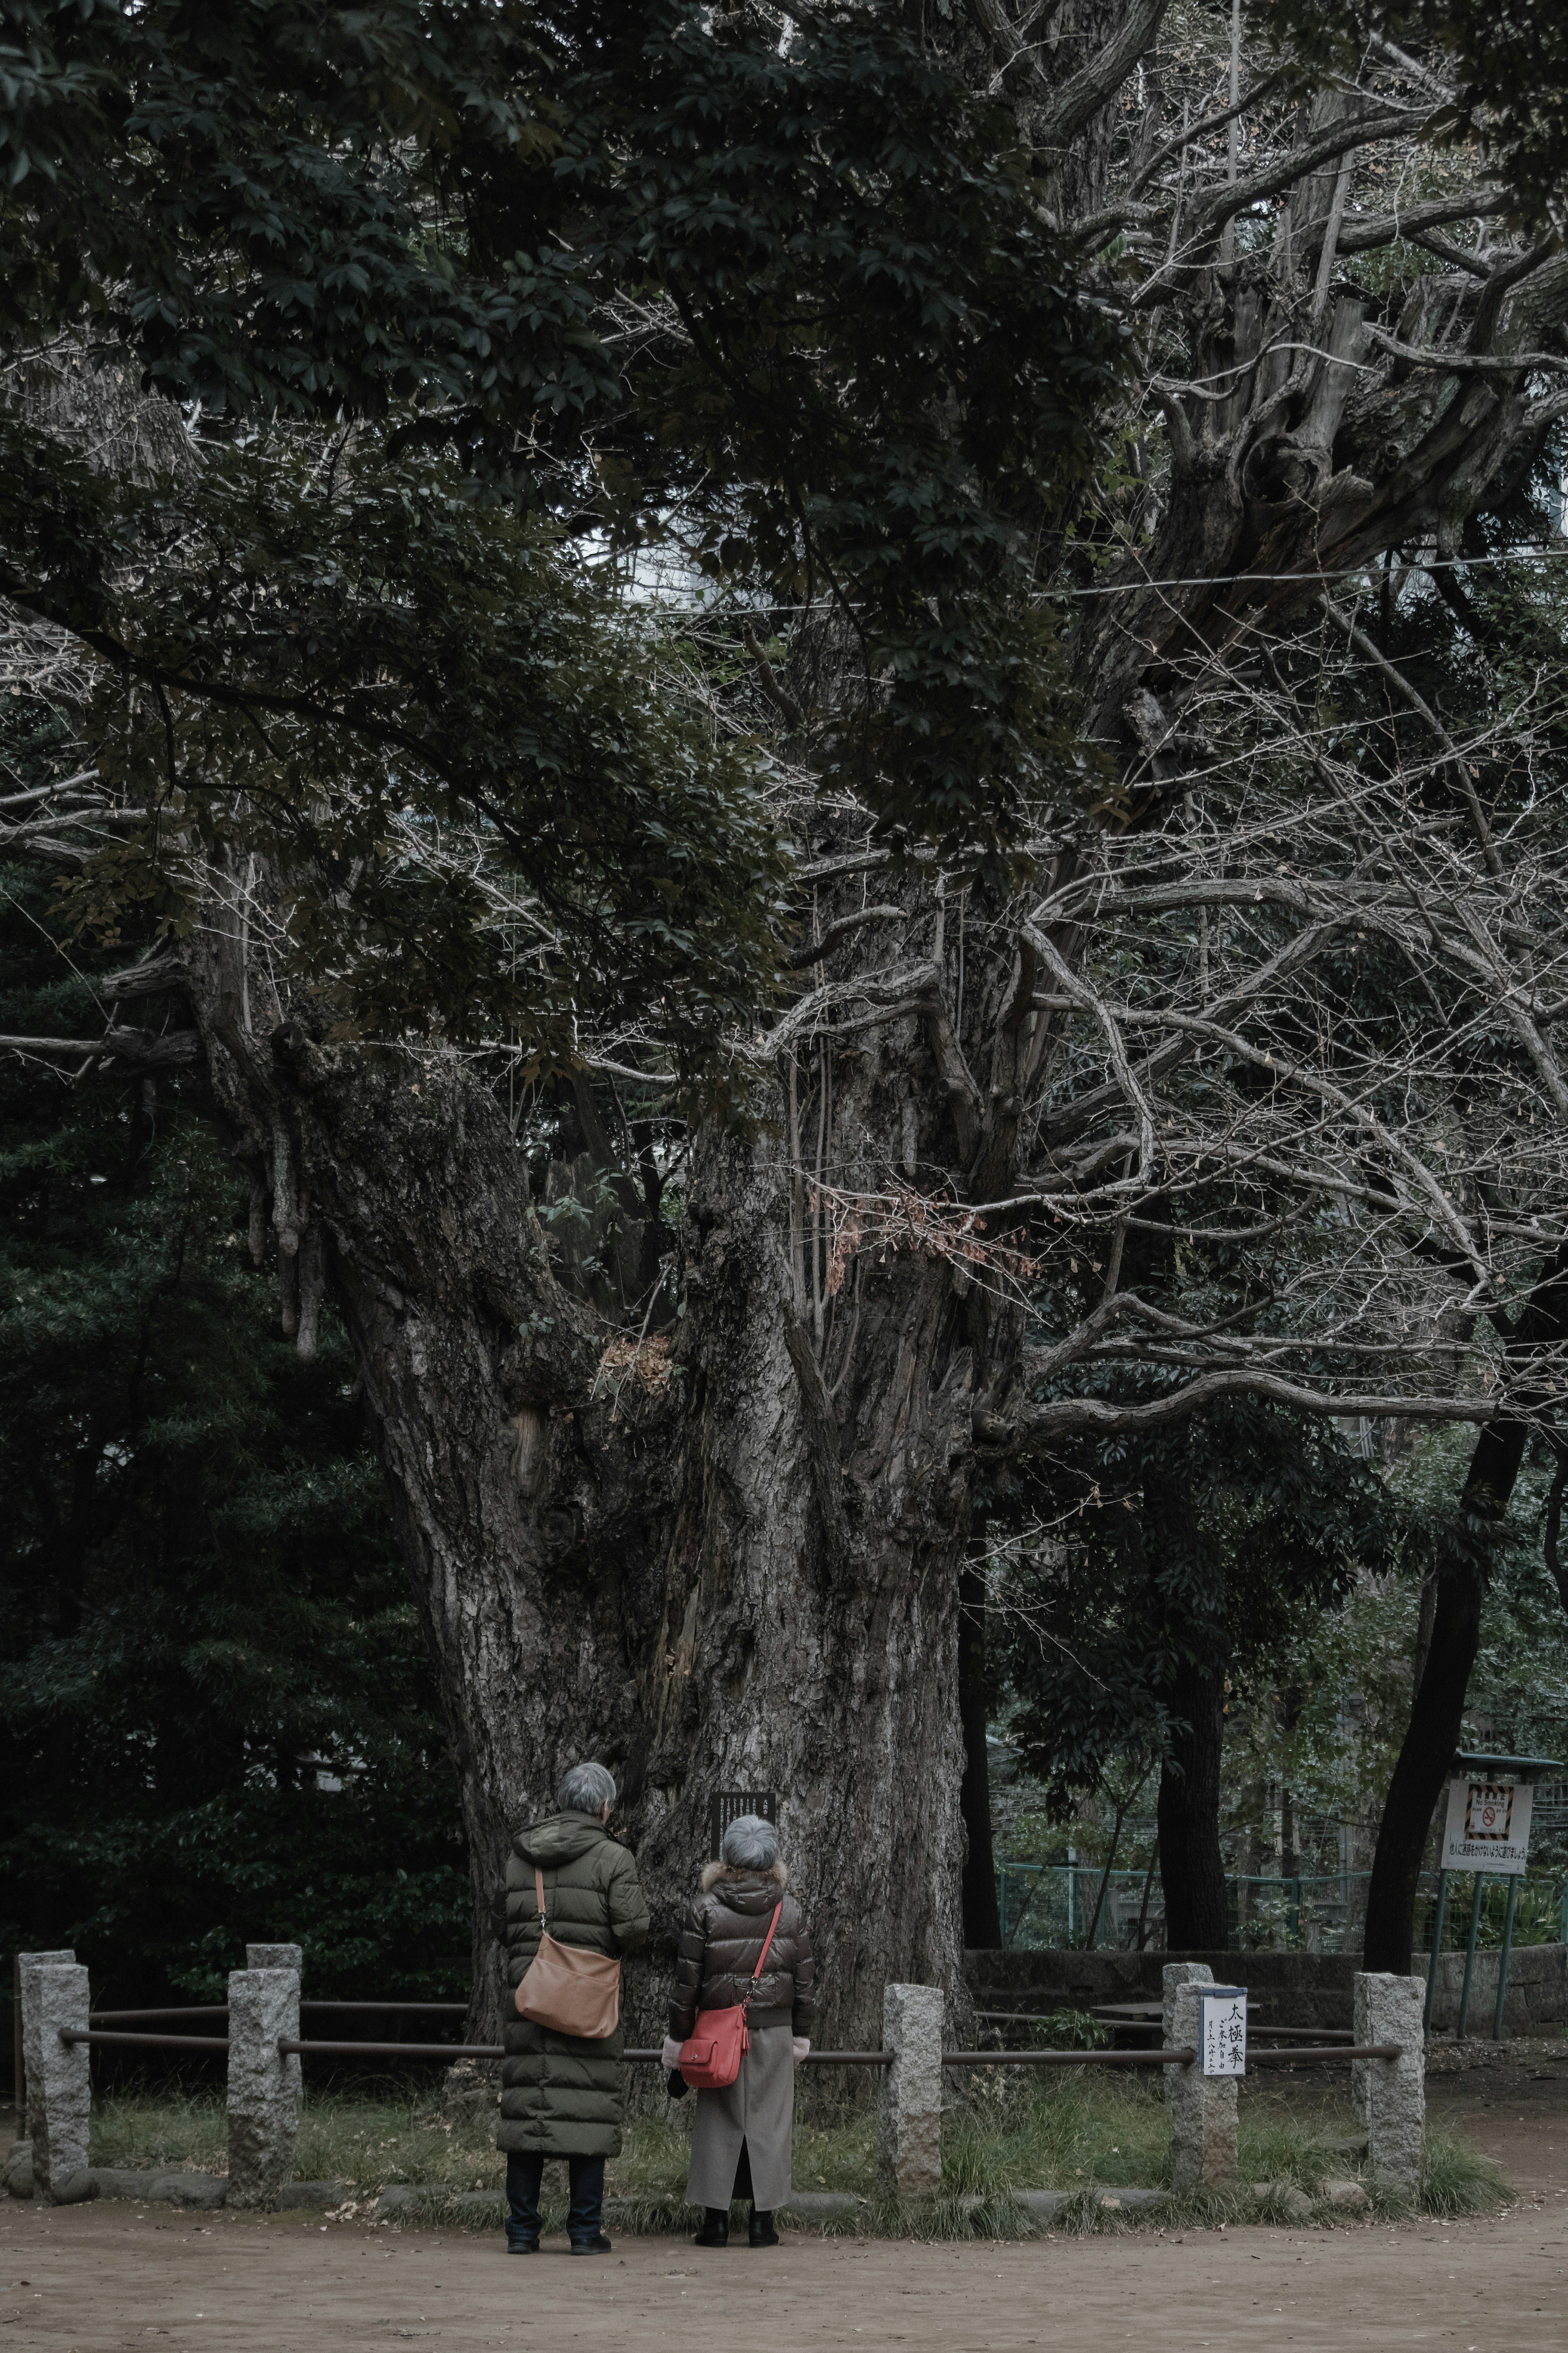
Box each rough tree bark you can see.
[187,932,975,2045]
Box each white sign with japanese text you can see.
[1441,1778,1533,1876]
[1199,1987,1247,2077]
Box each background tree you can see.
[992,1397,1393,1945]
[0,868,467,2001]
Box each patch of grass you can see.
[91,2088,231,2175]
[86,2070,1510,2233]
[945,2067,1169,2193]
[91,2081,508,2195]
[1421,2123,1512,2216]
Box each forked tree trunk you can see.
[198,1001,973,2048]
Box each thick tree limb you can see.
[976,1370,1501,1452]
[786,907,905,969]
[1336,190,1507,252]
[1032,0,1172,155]
[0,1028,199,1066]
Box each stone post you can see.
[24,1964,90,2200]
[878,1983,944,2197]
[1163,1963,1238,2190]
[245,1943,303,1973]
[16,1952,74,2146]
[227,1965,301,2208]
[1352,1972,1425,2197]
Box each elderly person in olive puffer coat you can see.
[661,1813,817,2248]
[499,1762,650,2256]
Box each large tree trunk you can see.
[641,1120,972,2041]
[199,998,974,2048]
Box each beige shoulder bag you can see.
[514,1865,622,2038]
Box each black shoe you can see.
[506,2239,541,2255]
[569,2233,613,2256]
[692,2208,730,2248]
[748,2208,779,2248]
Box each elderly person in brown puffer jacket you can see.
[661,1813,816,2249]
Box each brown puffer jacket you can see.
[668,1860,817,2039]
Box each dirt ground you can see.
[2,2068,1565,2353]
[1424,2043,1568,2199]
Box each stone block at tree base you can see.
[1162,1964,1238,2189]
[1252,2181,1313,2222]
[83,2168,227,2208]
[24,1963,91,2201]
[878,1982,944,2196]
[1012,2187,1169,2223]
[3,2142,34,2199]
[374,2186,433,2221]
[227,1966,301,2209]
[1352,1972,1424,2197]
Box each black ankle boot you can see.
[749,2208,779,2248]
[692,2207,729,2248]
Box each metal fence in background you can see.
[995,1861,1568,1954]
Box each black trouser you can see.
[506,2151,606,2247]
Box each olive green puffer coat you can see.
[498,1811,650,2158]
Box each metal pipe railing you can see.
[1245,2025,1354,2041]
[1247,2043,1399,2064]
[942,2047,1196,2068]
[89,2007,232,2024]
[62,2022,1403,2069]
[88,2001,468,2023]
[278,2039,500,2059]
[62,2029,231,2052]
[273,2041,897,2063]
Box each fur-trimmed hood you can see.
[700,1858,787,1894]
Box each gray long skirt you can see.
[685,2023,794,2210]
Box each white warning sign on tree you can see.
[1441,1778,1533,1876]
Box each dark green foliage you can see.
[0,0,1128,958]
[993,1395,1394,1808]
[8,418,789,1059]
[0,874,468,2002]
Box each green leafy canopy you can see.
[0,0,1129,1053]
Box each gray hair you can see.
[557,1761,616,1817]
[720,1813,779,1871]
